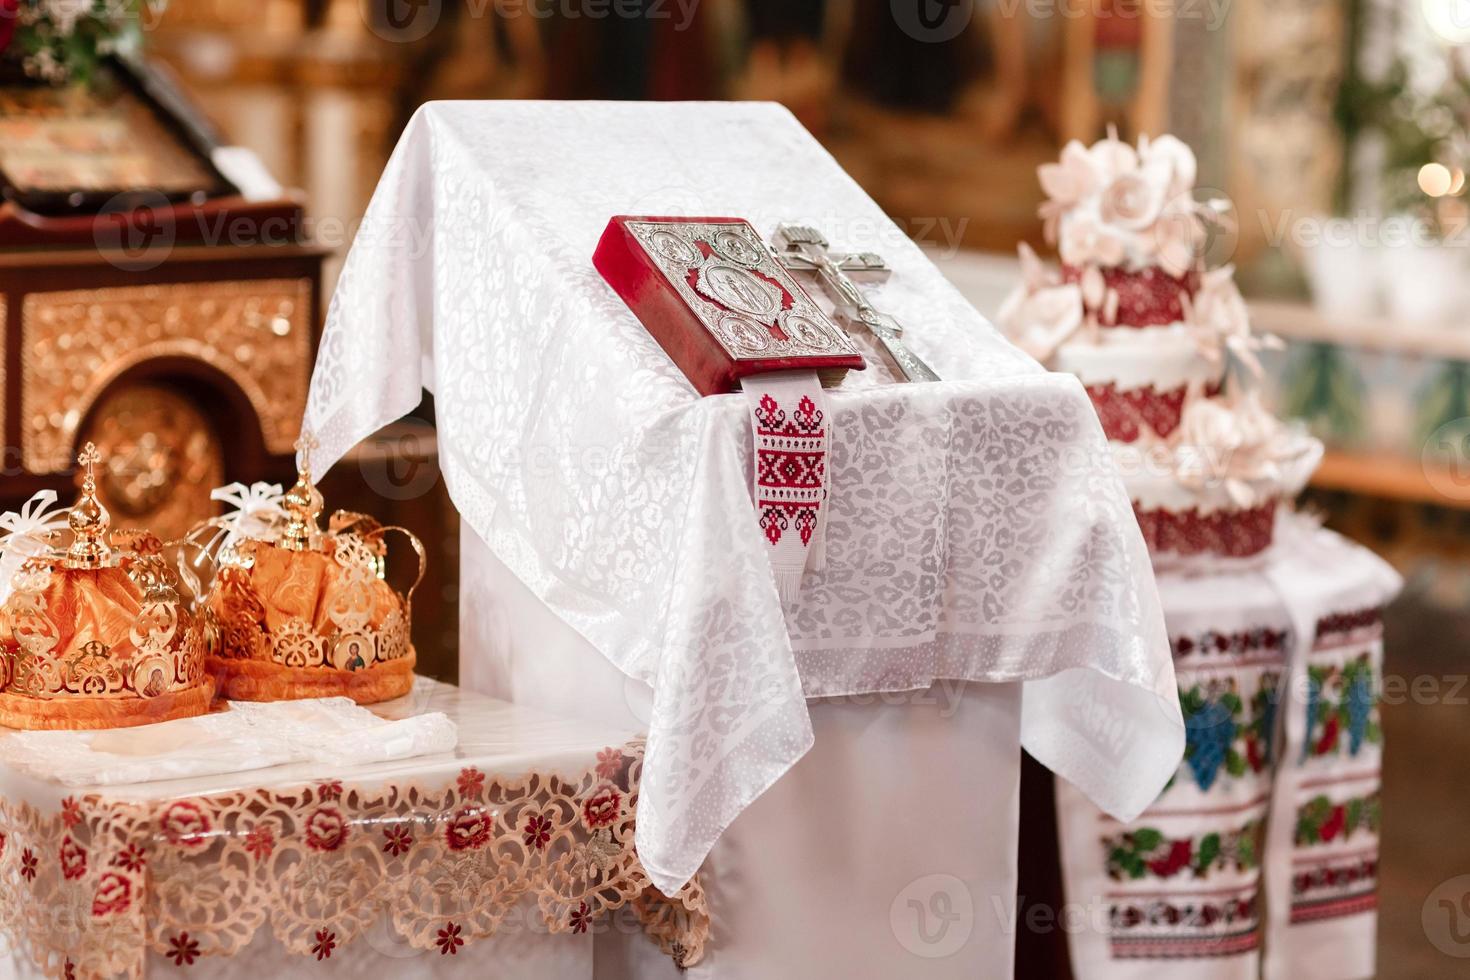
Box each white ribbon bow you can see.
[0,490,70,605]
[207,482,286,554]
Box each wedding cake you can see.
[999,133,1321,561]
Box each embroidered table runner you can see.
[1055,517,1400,980]
[305,100,1183,894]
[0,679,707,978]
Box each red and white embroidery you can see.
[742,374,830,602]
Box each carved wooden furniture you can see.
[0,57,327,540]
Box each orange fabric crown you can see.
[0,444,213,730]
[191,436,423,705]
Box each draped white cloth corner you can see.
[304,101,1183,894]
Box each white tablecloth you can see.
[462,523,1026,977]
[304,100,1183,894]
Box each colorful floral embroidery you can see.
[1314,607,1382,643]
[1105,821,1262,881]
[570,901,592,934]
[1291,856,1378,924]
[1109,893,1260,960]
[317,780,343,801]
[1303,655,1381,761]
[20,847,37,882]
[312,929,336,960]
[1295,793,1381,847]
[1173,625,1289,661]
[1179,675,1279,792]
[60,797,82,829]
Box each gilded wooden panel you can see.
[21,279,311,473]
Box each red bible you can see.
[594,216,865,396]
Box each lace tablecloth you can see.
[0,679,706,979]
[305,100,1183,894]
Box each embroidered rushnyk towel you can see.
[1056,516,1400,980]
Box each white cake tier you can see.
[1112,432,1323,514]
[1052,322,1221,392]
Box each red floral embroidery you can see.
[60,797,82,830]
[1315,715,1341,757]
[64,961,75,980]
[91,872,132,917]
[383,825,413,857]
[160,801,212,849]
[1147,840,1195,878]
[59,835,87,881]
[168,933,200,966]
[570,901,592,934]
[112,843,147,872]
[0,830,6,857]
[582,789,621,829]
[457,767,485,798]
[523,813,552,851]
[595,748,624,781]
[244,824,275,861]
[312,929,336,960]
[437,922,464,956]
[446,806,493,852]
[317,780,343,801]
[304,806,348,853]
[20,847,37,882]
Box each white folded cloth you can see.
[0,697,459,787]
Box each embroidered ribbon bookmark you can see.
[740,372,829,604]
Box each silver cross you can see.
[772,224,941,383]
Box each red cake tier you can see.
[1134,498,1278,559]
[1086,380,1221,442]
[1061,264,1200,327]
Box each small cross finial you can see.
[294,429,319,474]
[294,430,319,458]
[66,441,112,569]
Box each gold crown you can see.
[187,432,425,705]
[0,443,213,730]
